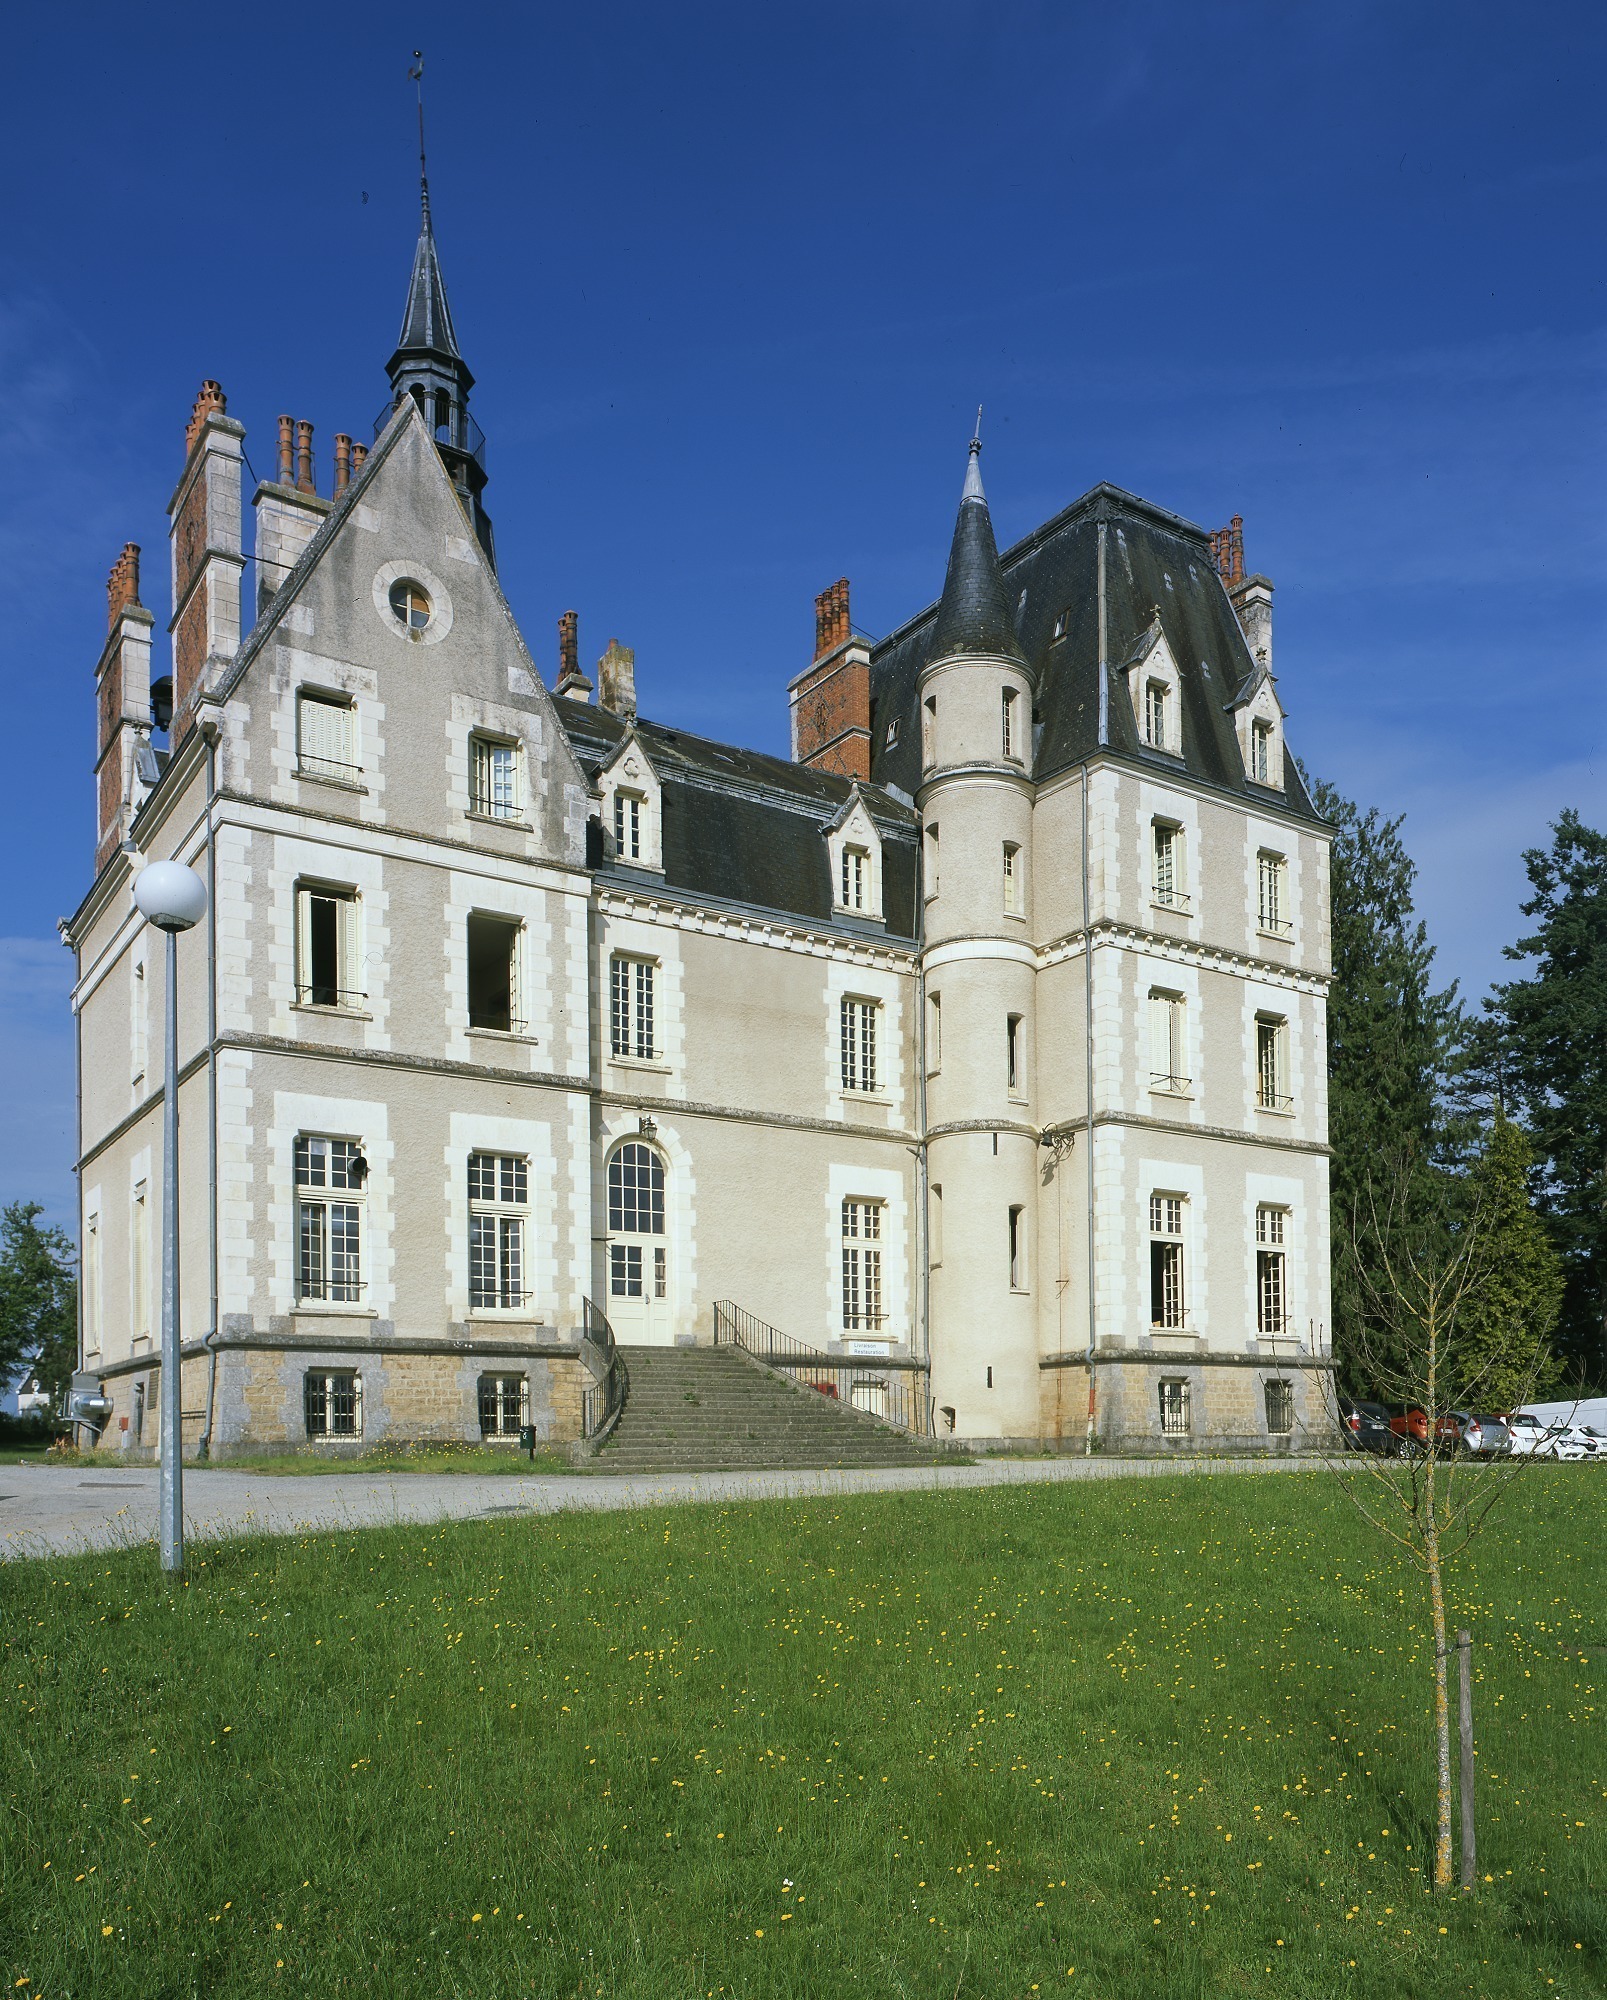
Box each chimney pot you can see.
[106,543,141,630]
[554,610,592,699]
[350,441,369,476]
[185,380,227,456]
[814,577,851,660]
[598,638,637,721]
[277,416,295,486]
[333,433,352,495]
[295,420,315,495]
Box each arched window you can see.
[608,1142,665,1236]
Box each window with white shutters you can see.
[1152,822,1189,910]
[1148,991,1189,1093]
[467,915,523,1032]
[296,884,363,1009]
[470,736,520,820]
[297,692,359,782]
[609,955,656,1060]
[1256,1015,1291,1110]
[841,1199,884,1331]
[840,997,879,1093]
[1257,851,1291,934]
[468,1153,529,1309]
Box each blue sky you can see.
[2,0,1603,1225]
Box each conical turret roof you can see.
[395,187,461,360]
[927,438,1027,665]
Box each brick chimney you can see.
[1212,516,1273,672]
[252,410,331,617]
[554,610,592,700]
[167,381,245,734]
[788,578,872,779]
[94,543,156,870]
[597,639,637,721]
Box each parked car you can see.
[1551,1425,1600,1461]
[1505,1412,1552,1457]
[1388,1408,1464,1456]
[1470,1414,1513,1457]
[1338,1396,1395,1454]
[1507,1412,1596,1460]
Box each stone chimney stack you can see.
[94,543,156,870]
[554,609,592,700]
[1212,515,1273,672]
[788,577,872,779]
[597,639,637,721]
[253,410,331,616]
[167,380,245,736]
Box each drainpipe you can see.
[199,729,221,1456]
[1083,515,1108,1452]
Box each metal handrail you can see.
[713,1301,934,1437]
[580,1296,627,1441]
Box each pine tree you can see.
[1452,1116,1564,1409]
[1307,776,1461,1390]
[1480,810,1607,1383]
[0,1203,78,1407]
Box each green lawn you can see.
[2,1471,1603,1998]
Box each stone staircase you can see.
[594,1345,951,1472]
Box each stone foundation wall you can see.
[1040,1355,1332,1455]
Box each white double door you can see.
[606,1229,670,1343]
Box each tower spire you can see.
[928,429,1026,665]
[385,50,493,562]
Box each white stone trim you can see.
[370,557,453,647]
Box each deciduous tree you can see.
[0,1202,78,1406]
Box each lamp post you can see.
[132,859,208,1576]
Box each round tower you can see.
[919,438,1040,1441]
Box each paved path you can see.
[0,1453,1315,1563]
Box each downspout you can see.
[199,731,221,1456]
[1083,515,1108,1451]
[71,935,86,1446]
[915,892,931,1393]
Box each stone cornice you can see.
[1039,919,1329,993]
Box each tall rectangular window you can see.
[1149,1193,1186,1328]
[130,956,148,1084]
[926,990,941,1072]
[478,1373,529,1437]
[1159,1378,1191,1436]
[1255,1015,1289,1110]
[84,1214,102,1353]
[1256,1205,1288,1335]
[1001,687,1018,759]
[1006,1014,1023,1094]
[841,845,869,911]
[469,1152,529,1309]
[614,789,643,861]
[610,955,656,1059]
[1264,1378,1294,1434]
[295,1136,365,1305]
[840,997,879,1093]
[467,914,523,1032]
[1152,823,1188,909]
[1251,719,1274,784]
[924,823,939,897]
[1008,1205,1026,1290]
[470,735,520,820]
[841,1199,884,1331]
[930,1183,943,1266]
[1257,851,1290,934]
[131,1184,150,1342]
[304,1371,362,1437]
[296,884,361,1009]
[1002,841,1022,914]
[297,692,358,782]
[1148,990,1188,1093]
[1144,680,1169,748]
[922,695,937,768]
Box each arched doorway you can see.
[606,1141,668,1343]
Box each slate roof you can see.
[927,442,1029,665]
[868,482,1323,823]
[394,191,461,362]
[553,698,920,940]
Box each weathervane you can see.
[409,49,429,212]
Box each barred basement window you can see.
[478,1373,529,1438]
[470,735,520,820]
[841,844,869,911]
[1256,1015,1291,1110]
[469,1153,530,1309]
[1158,1377,1191,1436]
[1256,1204,1288,1335]
[614,789,644,861]
[609,955,656,1059]
[295,1136,365,1304]
[296,883,363,1008]
[298,691,359,782]
[841,1199,884,1332]
[1264,1378,1294,1435]
[1257,850,1291,934]
[1149,1192,1186,1329]
[467,914,524,1032]
[840,996,879,1093]
[305,1370,362,1437]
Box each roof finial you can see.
[962,408,985,503]
[409,49,429,218]
[973,405,983,447]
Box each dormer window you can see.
[1251,720,1273,784]
[1232,672,1285,788]
[614,789,644,862]
[841,845,869,912]
[1052,609,1069,642]
[827,796,884,921]
[1144,681,1169,748]
[598,737,663,873]
[885,717,900,749]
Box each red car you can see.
[1388,1408,1464,1456]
